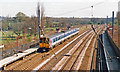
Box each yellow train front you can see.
[37,37,50,52]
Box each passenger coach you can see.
[38,28,79,51]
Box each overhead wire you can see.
[53,2,104,16]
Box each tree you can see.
[30,16,39,36]
[46,17,51,28]
[16,12,28,22]
[40,5,46,35]
[10,12,31,36]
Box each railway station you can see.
[0,0,120,72]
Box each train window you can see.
[47,39,49,44]
[62,35,64,38]
[58,37,60,40]
[44,38,46,43]
[40,38,42,43]
[65,34,67,37]
[54,39,55,42]
[67,33,69,36]
[60,36,62,39]
[56,38,58,41]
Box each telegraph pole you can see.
[91,6,93,24]
[91,6,93,18]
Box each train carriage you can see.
[37,28,79,52]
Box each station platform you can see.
[0,48,38,70]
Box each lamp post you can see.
[16,36,22,47]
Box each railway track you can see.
[52,31,94,70]
[90,29,104,71]
[5,25,104,71]
[32,25,104,71]
[5,27,91,70]
[38,30,93,70]
[79,27,104,70]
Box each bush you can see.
[27,37,32,42]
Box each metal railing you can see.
[0,40,39,60]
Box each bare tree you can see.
[38,3,46,35]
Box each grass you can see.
[45,28,56,30]
[0,32,2,45]
[0,20,58,46]
[0,31,35,45]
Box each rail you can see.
[90,38,97,72]
[32,30,89,71]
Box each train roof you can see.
[46,28,79,39]
[46,32,63,38]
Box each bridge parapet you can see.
[117,12,120,48]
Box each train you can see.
[37,28,79,52]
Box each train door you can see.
[39,38,44,48]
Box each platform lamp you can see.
[16,36,22,47]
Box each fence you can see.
[0,40,39,60]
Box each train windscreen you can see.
[40,38,42,43]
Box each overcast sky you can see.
[0,0,120,18]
